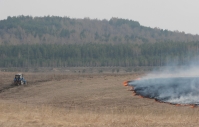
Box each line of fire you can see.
[123,77,199,108]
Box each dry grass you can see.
[0,72,199,127]
[0,102,199,127]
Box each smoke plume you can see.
[128,66,199,105]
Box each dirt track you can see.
[0,73,199,127]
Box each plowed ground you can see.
[0,72,199,127]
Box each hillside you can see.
[0,15,199,45]
[1,16,199,68]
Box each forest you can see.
[0,15,199,45]
[1,16,199,68]
[0,42,199,67]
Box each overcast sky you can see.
[0,0,199,34]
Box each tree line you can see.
[0,42,199,67]
[0,16,199,45]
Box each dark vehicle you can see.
[14,73,26,85]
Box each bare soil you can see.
[0,72,199,127]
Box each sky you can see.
[0,0,199,35]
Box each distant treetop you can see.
[0,15,199,45]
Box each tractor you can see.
[13,73,26,85]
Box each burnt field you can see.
[0,72,199,127]
[126,77,199,106]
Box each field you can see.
[0,72,199,127]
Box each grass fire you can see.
[124,73,199,107]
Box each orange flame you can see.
[139,95,144,98]
[123,81,129,86]
[190,104,196,108]
[176,104,181,106]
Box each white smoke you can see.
[129,65,199,105]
